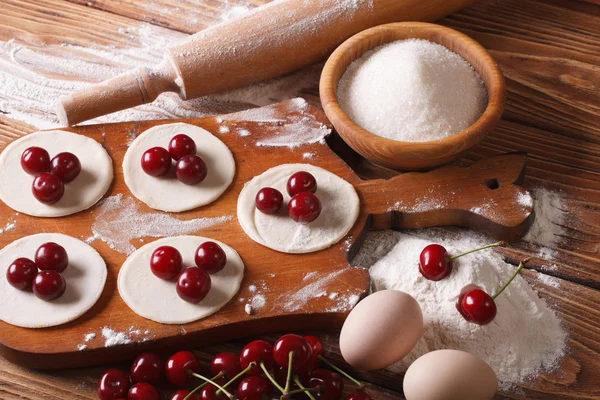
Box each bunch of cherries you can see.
[418,241,528,325]
[6,242,70,301]
[99,334,371,400]
[21,146,82,204]
[142,134,208,185]
[256,171,322,224]
[150,241,227,304]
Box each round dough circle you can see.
[0,233,107,328]
[123,123,235,212]
[0,130,113,217]
[238,164,360,253]
[118,236,244,324]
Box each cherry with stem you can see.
[420,241,506,281]
[182,371,224,400]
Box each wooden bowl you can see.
[320,22,506,171]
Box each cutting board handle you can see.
[357,153,534,242]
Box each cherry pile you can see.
[142,134,207,185]
[418,241,528,325]
[256,171,322,224]
[6,242,69,301]
[21,147,81,205]
[98,334,371,400]
[150,242,227,304]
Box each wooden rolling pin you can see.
[57,0,475,126]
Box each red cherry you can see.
[50,152,81,183]
[255,187,284,215]
[195,242,227,274]
[457,289,497,325]
[141,147,172,177]
[98,369,130,400]
[21,146,50,176]
[6,258,38,290]
[165,351,201,387]
[345,393,372,400]
[176,155,207,185]
[200,384,229,400]
[287,171,317,197]
[237,375,273,400]
[150,246,183,281]
[288,192,321,224]
[35,242,68,272]
[33,270,66,301]
[171,390,200,400]
[419,244,451,281]
[176,267,211,303]
[130,353,164,385]
[32,172,64,205]
[273,334,313,372]
[169,134,197,161]
[211,352,242,381]
[308,369,344,400]
[304,335,324,368]
[240,340,273,376]
[128,383,160,400]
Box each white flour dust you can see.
[0,21,319,130]
[220,98,331,148]
[87,194,232,255]
[523,188,567,258]
[355,229,567,392]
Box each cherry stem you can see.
[317,355,364,389]
[294,376,317,400]
[288,387,319,395]
[184,372,223,400]
[260,361,286,394]
[492,258,530,300]
[216,363,255,396]
[447,241,506,261]
[284,351,295,394]
[191,372,233,399]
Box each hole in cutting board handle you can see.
[485,178,501,190]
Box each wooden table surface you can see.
[0,0,599,399]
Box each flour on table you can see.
[102,327,133,347]
[523,188,567,252]
[360,229,567,391]
[0,22,319,130]
[238,164,359,254]
[88,194,232,255]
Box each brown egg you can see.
[339,290,423,371]
[403,349,498,400]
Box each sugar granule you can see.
[337,39,487,142]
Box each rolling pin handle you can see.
[56,58,181,126]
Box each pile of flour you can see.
[354,229,567,391]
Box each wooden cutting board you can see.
[0,99,533,369]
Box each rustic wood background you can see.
[0,0,599,399]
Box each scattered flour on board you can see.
[86,194,232,255]
[241,280,268,315]
[102,327,132,347]
[354,229,567,392]
[84,333,96,342]
[0,220,16,234]
[536,274,561,288]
